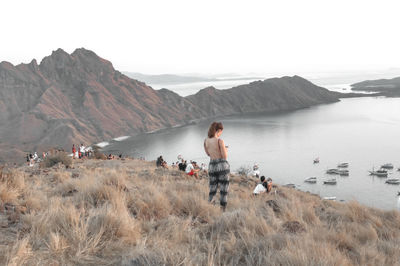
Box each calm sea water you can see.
[103,97,400,210]
[149,78,264,96]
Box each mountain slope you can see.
[0,48,203,162]
[0,48,340,163]
[186,76,339,117]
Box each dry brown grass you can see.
[1,159,400,265]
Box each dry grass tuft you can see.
[1,158,400,265]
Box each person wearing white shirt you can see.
[253,176,271,195]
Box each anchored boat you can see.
[304,177,317,183]
[323,196,337,200]
[369,169,388,177]
[385,178,400,184]
[337,163,349,168]
[339,170,349,176]
[283,183,296,188]
[381,163,394,169]
[326,169,340,175]
[323,179,337,185]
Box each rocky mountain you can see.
[187,76,339,117]
[351,76,400,96]
[0,48,340,163]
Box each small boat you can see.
[385,178,400,184]
[304,177,317,183]
[337,163,349,168]
[397,168,400,172]
[283,183,296,188]
[313,158,320,164]
[323,179,337,185]
[369,169,388,177]
[339,170,349,176]
[323,196,337,200]
[381,163,394,169]
[326,169,340,175]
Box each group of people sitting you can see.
[156,156,207,179]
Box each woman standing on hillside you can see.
[204,122,230,211]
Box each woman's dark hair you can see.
[208,122,224,138]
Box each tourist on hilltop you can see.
[156,156,163,167]
[253,176,272,195]
[186,161,199,179]
[80,144,85,158]
[178,159,187,171]
[72,144,76,159]
[156,156,165,167]
[204,122,230,211]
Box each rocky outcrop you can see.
[0,48,340,163]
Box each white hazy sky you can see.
[1,0,400,74]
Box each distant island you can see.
[0,48,365,163]
[351,76,400,96]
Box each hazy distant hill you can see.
[123,72,263,85]
[351,76,400,96]
[124,72,217,84]
[0,48,340,163]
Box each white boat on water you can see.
[337,163,349,168]
[326,169,340,175]
[323,196,337,200]
[313,158,320,164]
[381,163,394,169]
[369,169,388,177]
[386,178,400,184]
[304,177,317,183]
[323,179,337,185]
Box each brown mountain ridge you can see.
[0,48,340,163]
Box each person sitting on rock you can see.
[186,161,199,179]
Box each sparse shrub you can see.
[236,165,252,176]
[92,145,107,160]
[41,153,72,168]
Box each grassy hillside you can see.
[1,159,400,265]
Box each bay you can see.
[103,97,400,210]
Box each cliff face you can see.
[0,48,340,163]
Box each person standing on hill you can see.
[72,144,76,159]
[204,122,230,211]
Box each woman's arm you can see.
[218,139,228,159]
